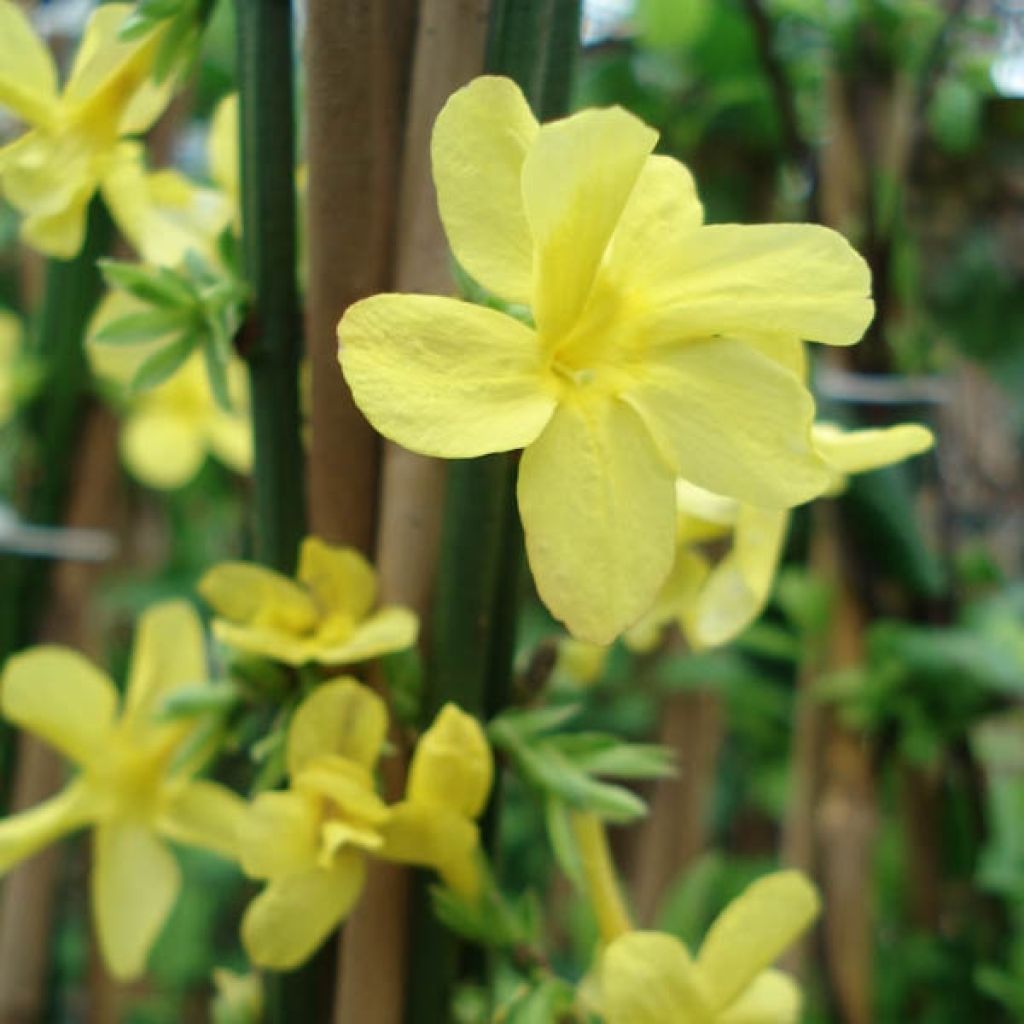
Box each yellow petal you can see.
[688,506,789,650]
[648,223,873,347]
[624,546,710,653]
[238,790,320,879]
[206,403,253,475]
[209,93,240,209]
[518,398,676,644]
[92,821,181,981]
[65,5,167,136]
[431,75,538,303]
[720,969,803,1024]
[158,779,247,861]
[100,142,228,267]
[675,478,739,531]
[20,186,94,260]
[339,293,555,458]
[1,647,117,764]
[210,620,313,666]
[286,677,388,777]
[298,537,377,621]
[603,155,703,292]
[315,607,419,665]
[0,0,58,126]
[295,756,388,825]
[199,562,318,634]
[600,931,713,1024]
[124,600,206,727]
[812,422,933,477]
[241,854,366,970]
[696,870,820,1012]
[377,800,480,897]
[121,405,207,490]
[523,105,657,340]
[624,337,829,507]
[408,704,493,819]
[0,778,98,874]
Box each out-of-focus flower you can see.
[199,536,418,668]
[595,872,820,1023]
[0,601,245,980]
[628,422,934,652]
[238,681,491,968]
[86,291,251,489]
[0,1,178,258]
[339,75,875,644]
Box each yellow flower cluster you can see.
[239,679,492,968]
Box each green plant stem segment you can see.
[235,1,320,1019]
[409,4,582,1022]
[0,200,113,805]
[235,0,306,576]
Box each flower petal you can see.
[720,969,803,1024]
[199,562,318,634]
[122,405,207,490]
[124,600,206,726]
[208,93,240,211]
[603,154,703,293]
[600,931,713,1024]
[298,537,377,621]
[813,422,933,477]
[315,607,419,665]
[624,546,710,654]
[431,75,538,303]
[688,506,789,650]
[624,337,829,507]
[0,0,58,126]
[518,398,676,644]
[648,223,873,347]
[286,677,388,777]
[0,779,98,874]
[1,647,117,764]
[158,779,247,861]
[523,106,657,340]
[237,790,320,879]
[408,704,493,819]
[92,821,181,981]
[241,854,366,970]
[339,294,555,458]
[696,870,820,1012]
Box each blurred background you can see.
[0,0,1022,1021]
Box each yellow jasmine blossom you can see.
[239,680,492,968]
[628,421,934,652]
[597,872,819,1024]
[199,536,418,668]
[338,76,873,644]
[86,292,252,490]
[571,813,817,1023]
[0,601,246,980]
[0,1,176,258]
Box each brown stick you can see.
[304,0,416,551]
[0,407,123,1023]
[629,688,724,926]
[331,4,489,1022]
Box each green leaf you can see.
[544,796,584,889]
[157,681,240,719]
[91,307,192,346]
[130,334,197,393]
[203,335,232,411]
[488,703,580,745]
[101,260,196,309]
[550,733,676,780]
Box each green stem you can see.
[0,201,112,803]
[235,1,320,1018]
[405,4,582,1022]
[235,0,306,575]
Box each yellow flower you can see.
[628,421,934,652]
[596,872,820,1024]
[86,291,252,489]
[338,76,874,644]
[0,2,176,258]
[239,681,492,968]
[199,536,418,668]
[0,601,245,980]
